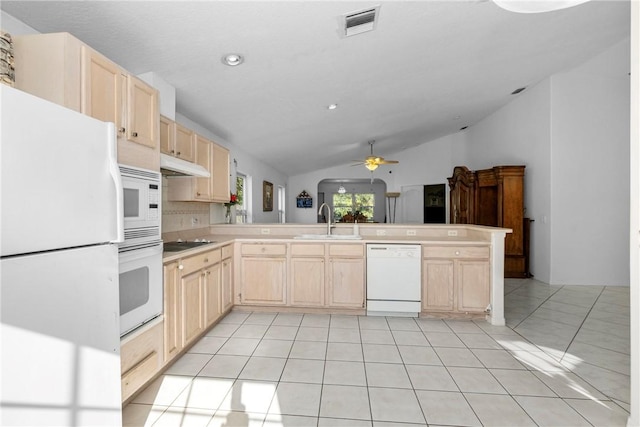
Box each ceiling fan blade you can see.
[378,159,399,164]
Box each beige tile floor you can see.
[124,279,631,426]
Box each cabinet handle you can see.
[261,247,266,253]
[204,258,209,263]
[170,150,175,154]
[207,271,211,275]
[132,132,138,137]
[196,192,201,196]
[177,151,181,155]
[178,264,184,270]
[119,127,126,134]
[455,251,460,255]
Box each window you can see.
[235,173,248,223]
[277,185,286,223]
[333,192,374,222]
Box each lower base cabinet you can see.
[422,245,490,314]
[237,242,365,309]
[120,318,164,402]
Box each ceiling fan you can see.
[351,140,399,171]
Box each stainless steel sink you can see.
[163,240,215,252]
[294,234,362,240]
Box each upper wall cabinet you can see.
[160,115,195,162]
[14,32,160,171]
[167,133,230,204]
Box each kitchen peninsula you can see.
[121,223,509,403]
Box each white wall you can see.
[549,39,630,286]
[1,11,38,35]
[288,39,630,287]
[462,79,553,282]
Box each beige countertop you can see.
[162,233,495,262]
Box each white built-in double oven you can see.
[118,165,162,336]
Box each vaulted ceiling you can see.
[1,1,630,175]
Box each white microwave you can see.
[119,165,161,247]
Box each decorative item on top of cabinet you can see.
[448,165,530,278]
[14,32,160,171]
[160,115,195,162]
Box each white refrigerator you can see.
[0,86,124,426]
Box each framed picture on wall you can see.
[263,181,273,211]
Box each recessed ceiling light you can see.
[327,104,338,110]
[222,53,244,66]
[511,87,526,95]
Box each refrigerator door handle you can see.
[106,123,125,243]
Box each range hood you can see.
[160,154,210,178]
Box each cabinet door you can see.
[180,270,205,346]
[81,46,123,134]
[221,257,233,312]
[175,123,196,162]
[240,257,287,305]
[159,115,174,155]
[163,261,183,363]
[211,142,230,203]
[204,263,222,327]
[327,258,364,308]
[290,257,325,306]
[422,259,455,311]
[456,260,490,313]
[127,74,158,148]
[194,135,213,200]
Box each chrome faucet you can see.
[318,202,333,235]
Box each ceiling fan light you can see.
[365,163,379,171]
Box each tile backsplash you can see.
[162,177,211,233]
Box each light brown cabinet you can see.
[120,318,163,402]
[163,260,182,362]
[160,116,196,162]
[220,244,234,312]
[163,248,224,367]
[14,32,160,171]
[422,245,490,314]
[166,133,230,203]
[239,243,287,305]
[327,244,365,308]
[237,242,365,309]
[289,244,325,306]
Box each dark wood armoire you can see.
[448,165,531,278]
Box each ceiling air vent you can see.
[344,7,379,37]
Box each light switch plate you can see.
[406,229,417,236]
[261,228,270,234]
[376,229,386,236]
[448,230,458,236]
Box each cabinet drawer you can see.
[222,244,233,259]
[241,243,287,256]
[422,246,490,259]
[329,244,364,257]
[181,249,222,274]
[291,243,325,257]
[120,319,163,401]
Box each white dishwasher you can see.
[366,244,421,317]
